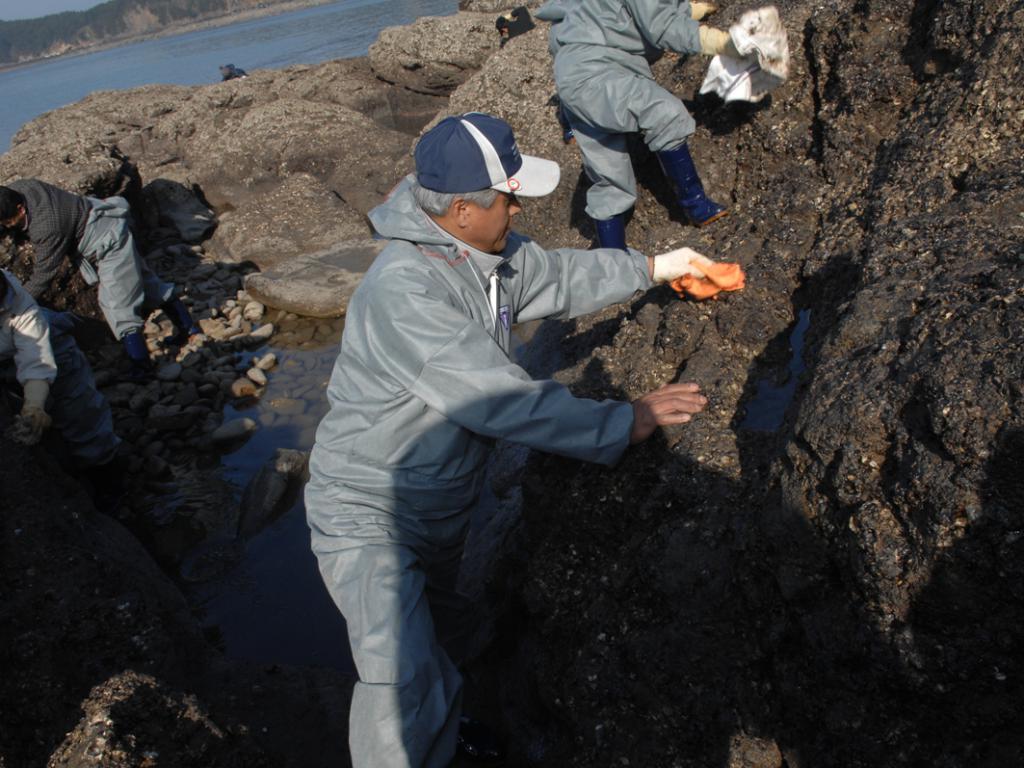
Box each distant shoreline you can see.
[0,0,335,73]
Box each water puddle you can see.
[186,318,541,672]
[187,316,353,672]
[740,309,811,432]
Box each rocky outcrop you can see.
[455,0,1024,765]
[458,0,538,11]
[0,426,351,768]
[0,58,443,269]
[369,12,502,95]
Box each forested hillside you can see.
[0,0,297,64]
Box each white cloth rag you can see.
[700,6,790,103]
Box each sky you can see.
[0,0,102,21]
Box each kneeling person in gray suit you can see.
[1,269,123,504]
[0,179,200,380]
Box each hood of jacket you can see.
[369,175,507,277]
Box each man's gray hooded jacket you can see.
[306,177,652,549]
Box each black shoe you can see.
[121,331,154,381]
[455,717,504,764]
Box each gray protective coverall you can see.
[77,197,175,339]
[545,0,703,220]
[8,179,174,339]
[305,177,653,767]
[0,271,120,466]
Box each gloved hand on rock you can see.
[652,247,746,300]
[652,246,715,282]
[7,379,52,445]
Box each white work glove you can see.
[699,26,741,58]
[652,247,715,283]
[8,379,52,445]
[690,1,717,20]
[728,6,789,78]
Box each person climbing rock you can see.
[219,63,248,81]
[305,112,734,768]
[0,179,200,380]
[539,0,737,248]
[494,5,535,45]
[0,269,123,508]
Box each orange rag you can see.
[671,262,746,300]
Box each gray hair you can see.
[411,180,499,216]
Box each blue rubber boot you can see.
[593,214,627,250]
[160,298,200,347]
[121,330,153,382]
[657,143,728,226]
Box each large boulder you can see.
[209,173,372,269]
[369,13,502,95]
[139,178,217,243]
[243,238,386,318]
[459,0,539,10]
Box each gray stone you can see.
[140,178,216,244]
[190,262,218,280]
[243,240,386,318]
[172,383,199,407]
[267,397,305,416]
[210,417,258,444]
[229,378,258,399]
[156,362,182,382]
[144,455,170,478]
[242,301,265,322]
[247,323,275,341]
[236,449,309,539]
[246,367,268,387]
[129,390,158,414]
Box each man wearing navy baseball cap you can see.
[306,113,718,767]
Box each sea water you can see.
[0,0,457,150]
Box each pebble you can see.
[173,384,199,407]
[268,397,305,416]
[246,367,268,386]
[142,441,165,457]
[255,353,277,371]
[129,390,158,413]
[230,378,258,398]
[144,455,169,478]
[249,323,275,341]
[243,301,265,322]
[180,351,204,368]
[191,263,218,279]
[211,418,258,444]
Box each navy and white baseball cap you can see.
[415,113,560,197]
